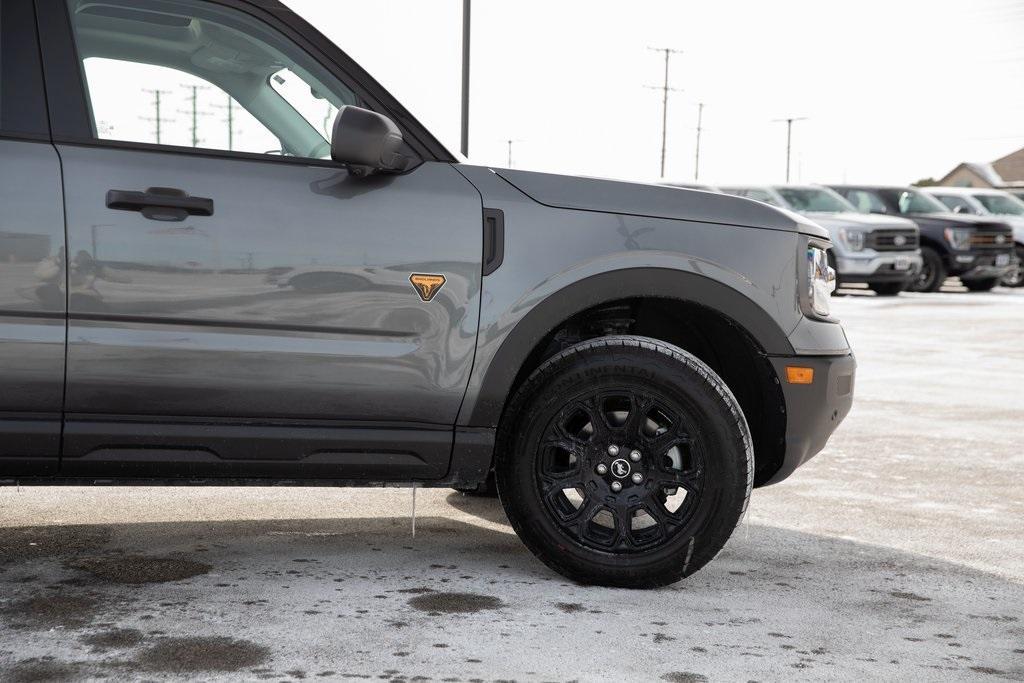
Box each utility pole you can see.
[141,89,173,145]
[646,47,683,178]
[460,0,471,158]
[213,95,237,151]
[772,116,808,182]
[694,102,705,181]
[506,139,523,168]
[179,84,209,148]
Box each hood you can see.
[908,212,1014,233]
[493,168,828,239]
[804,212,917,231]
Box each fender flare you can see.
[466,267,795,427]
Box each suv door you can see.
[37,0,483,480]
[0,0,66,477]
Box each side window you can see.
[845,190,886,214]
[935,195,977,214]
[64,0,360,159]
[744,189,780,206]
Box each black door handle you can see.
[106,187,214,222]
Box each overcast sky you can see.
[283,0,1024,186]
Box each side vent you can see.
[482,208,505,276]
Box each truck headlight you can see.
[839,228,866,252]
[806,245,836,318]
[944,227,972,251]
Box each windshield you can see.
[974,193,1024,216]
[885,189,948,215]
[776,187,856,213]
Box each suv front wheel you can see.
[910,246,946,293]
[495,336,752,588]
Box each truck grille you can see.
[970,229,1013,250]
[867,229,919,251]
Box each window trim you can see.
[33,0,455,163]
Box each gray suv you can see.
[0,0,855,587]
[721,185,922,296]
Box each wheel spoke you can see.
[644,425,689,459]
[654,467,702,496]
[537,469,583,497]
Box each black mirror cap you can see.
[331,106,409,175]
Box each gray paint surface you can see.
[58,147,482,424]
[0,140,67,461]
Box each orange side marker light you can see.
[786,366,814,385]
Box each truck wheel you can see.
[495,336,752,588]
[1001,246,1024,288]
[910,246,945,293]
[962,278,998,292]
[868,282,904,296]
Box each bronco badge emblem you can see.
[610,458,631,479]
[410,273,447,302]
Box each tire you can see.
[962,278,998,292]
[868,282,905,296]
[495,335,752,588]
[910,246,945,293]
[1000,246,1024,288]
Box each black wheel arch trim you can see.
[466,267,795,427]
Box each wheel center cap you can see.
[610,458,631,479]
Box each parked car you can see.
[828,185,1015,292]
[1007,189,1024,203]
[0,0,855,588]
[921,187,1024,287]
[719,185,921,296]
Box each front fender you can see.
[453,164,807,428]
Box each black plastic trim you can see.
[467,268,796,427]
[60,417,454,480]
[482,208,505,276]
[1,0,51,139]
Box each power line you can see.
[772,116,808,183]
[646,47,683,178]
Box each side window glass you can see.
[82,58,281,154]
[65,0,361,159]
[0,0,50,138]
[847,190,886,214]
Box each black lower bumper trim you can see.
[763,353,856,485]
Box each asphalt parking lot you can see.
[1,287,1022,682]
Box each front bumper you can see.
[836,251,922,284]
[948,250,1015,279]
[764,353,856,485]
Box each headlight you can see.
[806,245,836,318]
[839,228,866,252]
[944,227,972,251]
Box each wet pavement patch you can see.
[3,658,80,683]
[662,673,709,683]
[0,527,112,565]
[555,602,586,613]
[133,636,271,673]
[889,591,931,602]
[1,593,100,629]
[81,628,145,652]
[407,592,504,614]
[66,555,211,584]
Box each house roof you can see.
[992,146,1024,185]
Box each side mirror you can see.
[331,106,408,176]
